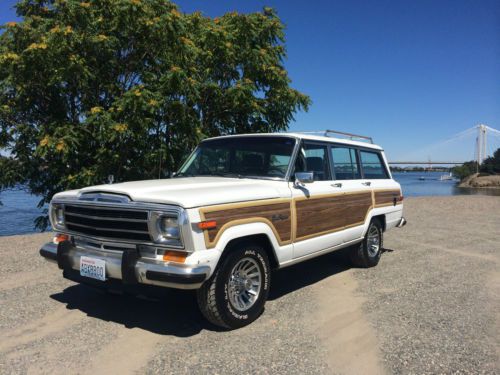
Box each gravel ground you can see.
[353,196,500,374]
[0,196,498,374]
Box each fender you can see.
[212,221,292,264]
[362,205,403,236]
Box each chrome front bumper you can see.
[39,241,210,290]
[396,217,407,228]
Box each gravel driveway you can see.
[0,196,498,374]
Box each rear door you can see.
[329,145,372,242]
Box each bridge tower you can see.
[476,124,488,166]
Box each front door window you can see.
[294,143,331,181]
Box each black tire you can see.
[350,218,383,268]
[196,243,271,329]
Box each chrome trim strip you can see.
[56,230,184,249]
[52,198,182,211]
[65,211,148,222]
[66,221,150,235]
[78,192,131,203]
[73,236,137,251]
[285,137,302,182]
[65,203,149,213]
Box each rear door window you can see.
[331,146,360,180]
[360,150,389,179]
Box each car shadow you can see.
[50,247,384,337]
[50,285,210,337]
[268,247,352,300]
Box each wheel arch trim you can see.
[211,222,284,267]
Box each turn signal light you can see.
[162,251,187,263]
[198,220,217,230]
[52,233,69,244]
[398,195,404,201]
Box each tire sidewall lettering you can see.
[256,252,269,290]
[220,246,270,325]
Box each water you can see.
[0,188,47,236]
[393,171,500,197]
[1,175,498,236]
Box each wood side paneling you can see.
[374,189,401,207]
[199,189,401,248]
[201,202,292,247]
[295,192,372,240]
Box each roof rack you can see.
[324,129,373,144]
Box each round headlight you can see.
[159,216,180,239]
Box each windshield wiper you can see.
[209,173,244,179]
[173,172,197,178]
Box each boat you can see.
[439,172,453,181]
[419,176,425,181]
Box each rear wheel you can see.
[196,243,271,329]
[350,219,383,268]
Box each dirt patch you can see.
[312,269,386,374]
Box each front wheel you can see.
[196,244,271,329]
[350,219,383,268]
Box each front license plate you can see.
[80,256,106,281]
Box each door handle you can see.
[361,181,371,186]
[331,183,342,188]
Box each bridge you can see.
[387,124,500,166]
[388,161,465,165]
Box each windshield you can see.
[177,136,297,179]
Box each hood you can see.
[54,177,286,208]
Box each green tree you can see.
[452,161,477,181]
[0,0,310,229]
[480,148,500,174]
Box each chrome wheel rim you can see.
[367,225,380,257]
[228,257,262,312]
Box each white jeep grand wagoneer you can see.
[40,131,406,329]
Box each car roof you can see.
[203,132,383,151]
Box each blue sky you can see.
[1,0,499,161]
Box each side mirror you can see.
[294,172,314,186]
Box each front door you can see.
[291,141,343,259]
[329,145,373,242]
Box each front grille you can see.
[64,204,151,242]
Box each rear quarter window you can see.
[360,150,389,179]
